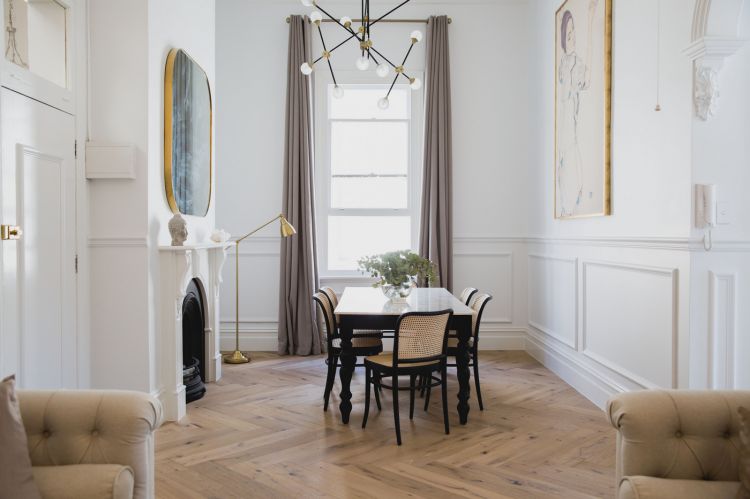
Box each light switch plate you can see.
[717,201,730,225]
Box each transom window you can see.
[316,80,423,274]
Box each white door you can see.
[0,88,77,388]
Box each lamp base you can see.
[223,350,250,364]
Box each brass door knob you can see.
[0,225,21,240]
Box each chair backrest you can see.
[319,287,339,326]
[319,287,339,309]
[458,287,478,305]
[469,293,492,340]
[312,292,337,345]
[393,310,453,367]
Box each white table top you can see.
[334,287,473,316]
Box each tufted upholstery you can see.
[607,390,750,499]
[33,464,135,499]
[18,390,163,499]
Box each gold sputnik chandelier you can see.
[299,0,422,109]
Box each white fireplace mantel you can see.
[157,242,231,421]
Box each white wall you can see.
[689,0,750,390]
[88,0,215,393]
[524,0,696,406]
[88,0,152,391]
[217,0,531,351]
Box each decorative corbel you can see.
[684,36,747,121]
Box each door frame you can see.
[0,0,89,387]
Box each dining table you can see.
[333,287,475,425]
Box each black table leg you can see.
[455,316,471,425]
[338,319,355,424]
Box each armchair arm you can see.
[606,390,750,486]
[18,390,163,499]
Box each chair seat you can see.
[365,353,439,368]
[333,336,383,349]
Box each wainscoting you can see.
[220,237,528,352]
[219,236,750,409]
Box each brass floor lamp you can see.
[223,214,296,364]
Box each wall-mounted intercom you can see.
[695,184,716,250]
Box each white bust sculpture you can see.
[168,213,188,246]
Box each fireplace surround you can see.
[158,242,230,421]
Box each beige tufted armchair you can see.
[607,390,750,499]
[18,390,163,499]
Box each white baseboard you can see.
[524,330,628,409]
[220,331,279,352]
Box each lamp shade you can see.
[280,216,297,237]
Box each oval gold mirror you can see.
[164,48,212,216]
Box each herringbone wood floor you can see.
[155,351,616,498]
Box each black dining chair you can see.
[362,309,453,445]
[313,292,383,412]
[446,293,493,410]
[458,287,478,305]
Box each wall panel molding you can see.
[581,260,679,389]
[708,271,737,389]
[527,254,578,349]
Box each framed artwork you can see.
[555,0,612,219]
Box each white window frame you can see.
[314,70,424,278]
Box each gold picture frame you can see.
[554,0,612,219]
[164,48,213,216]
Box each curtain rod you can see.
[286,17,451,24]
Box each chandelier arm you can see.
[312,31,359,64]
[369,0,413,29]
[400,43,414,66]
[366,49,381,66]
[369,46,398,69]
[366,0,371,40]
[326,58,338,86]
[385,73,399,98]
[316,24,328,49]
[316,24,339,85]
[314,2,357,37]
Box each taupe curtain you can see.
[278,15,321,356]
[419,15,453,292]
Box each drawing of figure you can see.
[557,0,599,217]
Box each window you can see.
[316,78,423,275]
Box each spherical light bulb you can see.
[409,77,422,90]
[300,62,313,75]
[376,63,390,78]
[340,16,352,28]
[301,0,314,6]
[377,97,390,110]
[332,85,344,99]
[410,30,423,43]
[355,56,370,71]
[310,11,323,24]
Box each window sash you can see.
[315,73,423,276]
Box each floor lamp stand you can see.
[223,214,296,364]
